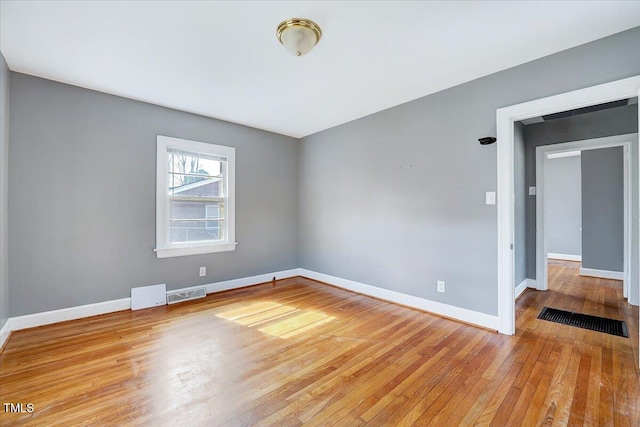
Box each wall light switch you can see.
[485,191,496,205]
[529,186,536,196]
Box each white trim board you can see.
[0,268,300,351]
[204,269,299,294]
[547,150,581,159]
[547,253,582,262]
[0,319,12,351]
[9,298,132,332]
[580,268,624,281]
[515,279,537,300]
[299,269,499,331]
[515,279,528,300]
[496,74,640,336]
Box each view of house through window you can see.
[168,149,225,243]
[156,135,235,258]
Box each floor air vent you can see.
[166,287,207,305]
[537,307,628,338]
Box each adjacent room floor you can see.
[1,261,638,426]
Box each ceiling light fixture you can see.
[276,18,322,57]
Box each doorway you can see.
[535,135,633,297]
[495,75,640,353]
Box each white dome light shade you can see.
[276,18,322,57]
[281,26,317,56]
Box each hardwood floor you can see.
[1,262,638,426]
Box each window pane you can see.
[169,200,224,243]
[170,200,223,221]
[170,178,223,198]
[167,149,223,190]
[170,220,223,243]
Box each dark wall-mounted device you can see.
[479,137,497,145]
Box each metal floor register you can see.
[537,306,629,338]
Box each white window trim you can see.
[155,135,236,258]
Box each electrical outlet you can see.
[437,280,446,293]
[199,266,206,277]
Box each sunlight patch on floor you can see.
[215,301,335,338]
[258,311,335,338]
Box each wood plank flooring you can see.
[1,261,638,426]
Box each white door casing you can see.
[496,75,640,338]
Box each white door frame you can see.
[535,135,634,297]
[496,75,640,337]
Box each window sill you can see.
[154,242,236,258]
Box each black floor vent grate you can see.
[537,307,628,338]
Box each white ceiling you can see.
[1,1,639,138]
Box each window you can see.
[155,135,235,258]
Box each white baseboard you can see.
[0,297,131,350]
[204,269,300,294]
[0,268,301,351]
[0,318,12,350]
[515,278,537,299]
[579,267,624,280]
[298,269,499,331]
[548,253,582,262]
[9,298,132,332]
[515,279,528,299]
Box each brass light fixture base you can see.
[276,18,322,48]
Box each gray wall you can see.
[5,27,640,319]
[546,155,582,256]
[524,103,637,279]
[514,122,527,288]
[581,147,624,272]
[0,53,9,329]
[9,73,299,317]
[300,26,640,316]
